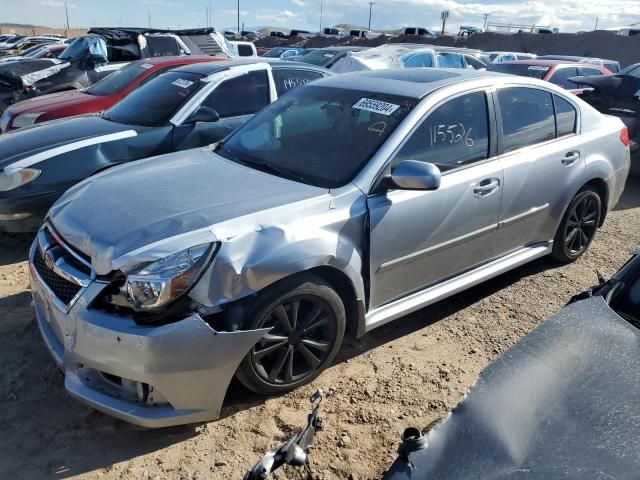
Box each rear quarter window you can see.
[554,95,577,137]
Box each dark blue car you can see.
[0,59,330,232]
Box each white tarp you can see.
[331,44,437,73]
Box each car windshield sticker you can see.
[353,98,400,116]
[528,66,548,71]
[172,78,194,89]
[140,63,154,69]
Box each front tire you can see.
[551,186,601,262]
[236,274,346,395]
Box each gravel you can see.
[0,177,638,480]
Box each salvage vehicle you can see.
[331,44,468,72]
[0,55,217,132]
[537,54,621,73]
[262,47,306,59]
[0,43,67,64]
[486,51,537,63]
[487,60,612,92]
[574,64,640,175]
[296,46,369,69]
[402,27,438,38]
[382,251,640,479]
[0,36,61,57]
[0,59,330,232]
[28,69,629,427]
[0,27,233,112]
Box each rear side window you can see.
[498,87,555,153]
[202,70,270,118]
[272,69,324,96]
[554,95,577,137]
[393,91,490,172]
[237,44,254,56]
[579,67,604,76]
[548,67,579,88]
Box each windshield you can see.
[103,71,203,126]
[21,45,45,57]
[87,62,154,96]
[217,86,417,188]
[263,48,287,58]
[299,50,338,66]
[487,63,550,79]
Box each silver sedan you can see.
[30,69,630,427]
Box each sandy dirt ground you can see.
[1,177,639,480]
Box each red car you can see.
[0,55,220,132]
[487,60,612,93]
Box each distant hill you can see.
[0,22,36,28]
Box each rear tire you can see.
[235,273,346,395]
[551,186,601,262]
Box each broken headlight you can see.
[0,168,41,192]
[122,243,217,311]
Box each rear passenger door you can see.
[493,87,585,255]
[172,69,271,150]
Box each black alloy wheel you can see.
[236,274,346,395]
[552,186,601,262]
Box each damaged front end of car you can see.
[29,222,272,427]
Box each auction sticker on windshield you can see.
[353,98,400,116]
[172,78,195,89]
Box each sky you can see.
[2,0,639,34]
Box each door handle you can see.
[473,178,500,197]
[562,151,581,166]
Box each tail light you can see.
[620,126,630,147]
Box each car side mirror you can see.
[185,106,220,124]
[387,160,441,191]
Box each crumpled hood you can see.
[0,58,66,87]
[5,90,93,115]
[0,115,137,172]
[48,147,329,274]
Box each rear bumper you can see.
[29,238,268,428]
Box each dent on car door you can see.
[172,70,271,151]
[492,87,585,254]
[367,91,503,308]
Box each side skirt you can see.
[364,242,553,332]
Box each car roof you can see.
[492,60,607,70]
[133,55,222,67]
[311,68,503,99]
[169,58,328,75]
[538,54,617,63]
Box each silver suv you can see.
[30,69,630,427]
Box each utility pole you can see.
[368,2,375,30]
[64,0,70,30]
[148,10,151,29]
[237,0,240,35]
[319,0,324,32]
[594,17,599,30]
[483,13,489,31]
[440,10,449,35]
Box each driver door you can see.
[172,68,272,151]
[367,90,503,308]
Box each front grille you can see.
[33,247,82,304]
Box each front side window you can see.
[393,92,490,172]
[554,95,577,137]
[103,71,203,126]
[217,86,417,188]
[548,67,580,89]
[202,70,269,118]
[498,87,555,153]
[272,69,324,96]
[580,67,604,76]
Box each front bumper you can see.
[0,190,58,233]
[29,233,268,428]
